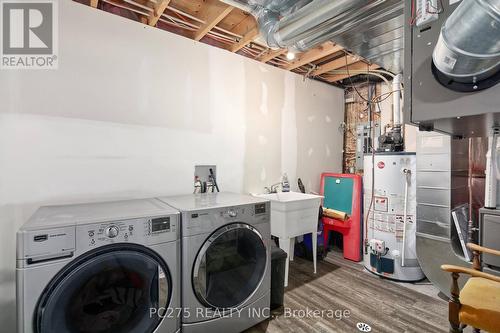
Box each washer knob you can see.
[228,210,237,218]
[105,225,119,238]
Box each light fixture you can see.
[286,51,295,60]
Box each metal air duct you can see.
[222,0,367,51]
[222,0,405,73]
[432,0,500,91]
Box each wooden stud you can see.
[148,0,172,27]
[257,48,287,63]
[283,42,343,70]
[193,0,234,41]
[324,62,381,82]
[90,0,99,8]
[228,27,259,52]
[311,53,359,76]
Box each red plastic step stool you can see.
[320,173,363,262]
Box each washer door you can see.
[35,243,171,333]
[193,223,267,309]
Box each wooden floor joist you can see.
[229,27,259,52]
[148,0,172,27]
[193,0,234,41]
[324,62,381,82]
[257,48,287,63]
[283,42,343,70]
[311,53,359,76]
[81,0,383,85]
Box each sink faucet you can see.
[264,183,282,194]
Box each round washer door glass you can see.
[193,223,267,309]
[35,244,171,333]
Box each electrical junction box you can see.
[369,239,386,255]
[416,0,439,27]
[355,123,380,171]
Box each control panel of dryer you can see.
[181,202,270,237]
[76,214,178,253]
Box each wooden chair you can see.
[441,243,500,333]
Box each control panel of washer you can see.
[76,214,178,251]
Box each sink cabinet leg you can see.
[289,237,295,261]
[279,237,290,287]
[312,230,317,274]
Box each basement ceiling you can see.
[75,0,386,86]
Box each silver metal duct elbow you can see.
[254,7,281,48]
[432,0,500,90]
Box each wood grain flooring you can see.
[245,253,450,333]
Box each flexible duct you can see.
[290,0,401,52]
[433,0,500,84]
[221,0,367,51]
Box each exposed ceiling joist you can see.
[257,48,286,63]
[193,0,234,41]
[148,0,172,26]
[324,62,381,82]
[283,42,343,71]
[229,27,259,52]
[229,14,256,37]
[80,0,383,86]
[311,53,359,76]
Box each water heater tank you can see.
[363,153,425,281]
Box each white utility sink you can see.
[256,191,323,287]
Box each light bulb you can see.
[286,51,295,60]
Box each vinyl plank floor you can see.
[245,253,450,333]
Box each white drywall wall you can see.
[0,1,344,330]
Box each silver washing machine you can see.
[158,192,271,333]
[16,198,181,333]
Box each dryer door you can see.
[35,243,171,333]
[193,223,267,309]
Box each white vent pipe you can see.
[392,74,402,126]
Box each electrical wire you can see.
[426,0,444,14]
[345,55,372,103]
[364,84,376,254]
[409,0,444,25]
[360,84,403,254]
